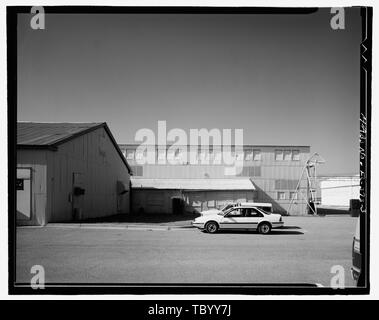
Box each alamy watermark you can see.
[134,121,244,176]
[330,8,345,30]
[30,6,45,30]
[30,264,45,289]
[330,265,345,289]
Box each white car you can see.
[192,206,283,234]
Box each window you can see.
[198,151,208,162]
[245,149,253,161]
[157,149,166,162]
[275,149,283,161]
[126,150,135,160]
[16,179,24,190]
[135,150,144,161]
[253,149,262,161]
[277,192,286,200]
[226,208,243,217]
[290,192,298,200]
[243,208,264,217]
[236,151,244,161]
[292,150,300,161]
[284,150,292,161]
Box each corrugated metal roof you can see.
[17,122,104,146]
[17,122,132,173]
[131,178,255,190]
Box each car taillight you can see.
[279,216,282,222]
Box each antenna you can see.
[287,152,325,216]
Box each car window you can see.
[242,208,254,217]
[247,208,264,217]
[226,208,243,217]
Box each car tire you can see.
[205,221,219,234]
[258,222,271,234]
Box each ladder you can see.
[287,152,325,215]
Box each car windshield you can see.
[220,203,235,212]
[220,207,237,216]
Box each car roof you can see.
[234,206,264,210]
[239,202,272,207]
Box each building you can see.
[119,144,311,215]
[319,175,360,207]
[17,122,132,226]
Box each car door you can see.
[220,208,245,229]
[245,208,265,230]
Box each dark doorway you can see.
[172,197,184,215]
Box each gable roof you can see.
[17,122,132,173]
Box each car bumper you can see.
[271,222,284,229]
[192,222,205,229]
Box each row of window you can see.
[277,191,298,201]
[123,149,301,162]
[275,149,300,161]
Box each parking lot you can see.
[16,216,357,287]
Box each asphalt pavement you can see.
[15,216,357,287]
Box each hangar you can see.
[120,144,311,215]
[17,122,132,226]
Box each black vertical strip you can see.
[7,7,18,293]
[359,7,372,289]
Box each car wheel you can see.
[258,222,271,234]
[205,221,219,234]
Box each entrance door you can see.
[16,168,32,220]
[220,208,245,229]
[172,197,184,215]
[72,172,85,220]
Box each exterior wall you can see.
[121,144,310,215]
[320,176,360,207]
[46,127,130,223]
[132,189,255,214]
[17,150,48,226]
[17,127,131,225]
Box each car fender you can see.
[257,220,272,228]
[204,220,220,229]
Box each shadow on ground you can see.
[74,212,201,225]
[203,230,304,235]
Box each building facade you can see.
[17,122,132,226]
[119,144,311,215]
[319,175,360,207]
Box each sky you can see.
[17,8,362,175]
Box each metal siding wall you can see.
[47,127,130,222]
[123,145,310,215]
